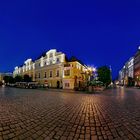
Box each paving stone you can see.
[0,87,139,139]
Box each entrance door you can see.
[57,81,60,89]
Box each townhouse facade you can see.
[119,57,134,85]
[118,47,140,86]
[14,59,36,81]
[13,49,90,89]
[134,47,140,86]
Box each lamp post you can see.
[86,66,96,84]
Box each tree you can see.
[127,77,135,87]
[15,75,23,82]
[3,76,15,84]
[97,66,111,87]
[3,76,10,83]
[23,75,32,82]
[9,76,15,83]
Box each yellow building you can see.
[13,49,91,89]
[62,61,88,89]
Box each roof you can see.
[67,56,85,66]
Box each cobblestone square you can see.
[0,87,140,140]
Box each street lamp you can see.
[86,66,96,82]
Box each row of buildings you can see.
[119,47,140,86]
[13,49,94,89]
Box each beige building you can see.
[13,59,35,81]
[13,49,91,89]
[34,49,65,88]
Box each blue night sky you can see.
[0,0,140,79]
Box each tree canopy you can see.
[97,66,112,87]
[23,75,32,82]
[3,76,15,84]
[15,75,23,82]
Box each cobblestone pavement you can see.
[0,87,140,140]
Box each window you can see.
[50,60,52,65]
[44,72,47,78]
[50,71,53,77]
[65,83,70,87]
[64,70,70,76]
[56,58,60,63]
[64,64,70,67]
[56,70,59,77]
[39,73,40,78]
[49,53,53,58]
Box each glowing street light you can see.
[86,65,97,82]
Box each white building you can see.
[128,57,134,78]
[119,57,134,85]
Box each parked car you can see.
[44,83,49,88]
[15,82,38,89]
[27,82,38,89]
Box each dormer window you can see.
[49,53,53,58]
[56,58,60,63]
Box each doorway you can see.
[57,81,60,89]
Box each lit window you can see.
[65,83,70,87]
[56,58,60,63]
[64,70,70,76]
[50,71,53,77]
[49,53,53,58]
[44,72,47,78]
[50,60,52,65]
[56,70,59,77]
